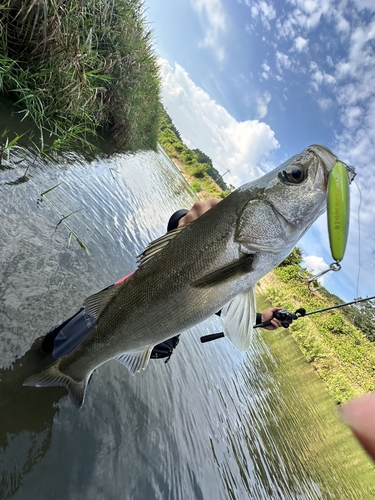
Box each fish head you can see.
[264,144,338,227]
[235,144,339,256]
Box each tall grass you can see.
[0,0,161,152]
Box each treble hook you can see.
[298,261,341,292]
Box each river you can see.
[0,106,374,499]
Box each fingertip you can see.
[339,392,375,460]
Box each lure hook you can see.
[299,261,341,292]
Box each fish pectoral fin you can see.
[221,287,256,352]
[84,285,120,319]
[239,241,288,255]
[192,255,254,288]
[23,362,91,408]
[114,348,153,375]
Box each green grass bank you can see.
[0,0,161,152]
[259,262,375,405]
[158,106,233,199]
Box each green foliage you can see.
[158,106,227,199]
[341,298,375,342]
[261,267,375,404]
[0,0,161,152]
[187,162,210,178]
[190,180,202,193]
[274,265,298,282]
[278,247,303,267]
[192,148,212,165]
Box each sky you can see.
[145,0,375,302]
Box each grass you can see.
[260,268,375,404]
[158,106,233,199]
[0,0,161,152]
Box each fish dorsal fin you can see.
[114,348,153,375]
[84,285,119,319]
[192,255,254,288]
[221,287,256,352]
[138,226,185,267]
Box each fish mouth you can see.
[309,144,338,192]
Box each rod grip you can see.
[200,332,225,343]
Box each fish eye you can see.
[282,167,305,184]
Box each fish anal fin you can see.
[192,255,254,288]
[222,287,256,351]
[84,285,120,319]
[23,362,91,408]
[114,348,153,375]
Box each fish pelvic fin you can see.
[192,254,254,288]
[221,286,257,352]
[114,348,153,375]
[23,362,91,409]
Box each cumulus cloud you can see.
[159,59,279,186]
[190,0,227,60]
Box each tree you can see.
[278,247,303,267]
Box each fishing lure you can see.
[300,160,354,291]
[327,161,350,263]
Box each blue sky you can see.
[145,0,375,302]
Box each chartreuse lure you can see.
[327,161,350,263]
[299,160,353,291]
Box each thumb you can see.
[339,392,375,461]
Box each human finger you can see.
[340,392,375,461]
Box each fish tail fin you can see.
[23,362,90,408]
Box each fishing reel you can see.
[257,308,304,329]
[269,309,297,329]
[200,308,305,343]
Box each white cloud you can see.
[190,0,227,60]
[275,51,292,72]
[353,0,375,11]
[285,0,334,31]
[317,97,333,110]
[293,35,308,51]
[261,62,271,80]
[302,255,329,285]
[159,59,279,186]
[256,92,271,118]
[251,0,276,30]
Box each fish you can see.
[24,144,339,408]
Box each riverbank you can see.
[259,271,375,404]
[158,106,232,199]
[0,0,160,152]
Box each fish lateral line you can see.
[192,254,254,288]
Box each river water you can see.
[0,108,374,499]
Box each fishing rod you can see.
[200,295,375,344]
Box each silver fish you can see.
[24,144,339,407]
